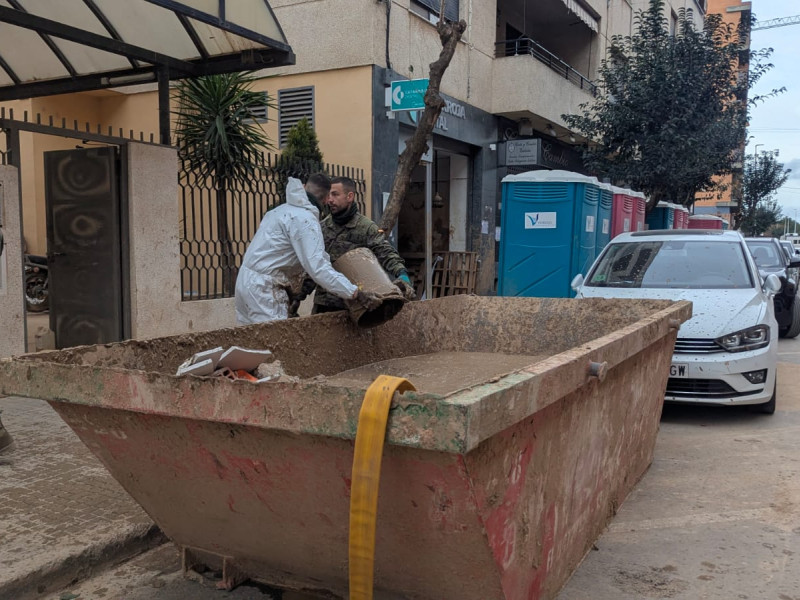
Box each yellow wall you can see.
[1,95,112,255]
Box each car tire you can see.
[751,377,776,415]
[783,297,800,339]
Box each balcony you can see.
[496,38,597,96]
[492,38,597,127]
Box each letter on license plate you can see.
[669,363,689,378]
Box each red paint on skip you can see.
[528,502,557,598]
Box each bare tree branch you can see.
[379,11,467,233]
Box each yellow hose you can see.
[349,375,415,600]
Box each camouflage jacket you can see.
[312,211,407,309]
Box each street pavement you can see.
[0,396,165,600]
[558,336,800,600]
[1,337,799,600]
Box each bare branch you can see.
[379,14,467,233]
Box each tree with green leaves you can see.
[767,218,800,239]
[173,73,274,295]
[281,117,323,168]
[563,0,782,210]
[738,151,790,237]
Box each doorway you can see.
[397,148,471,296]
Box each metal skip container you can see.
[0,296,691,599]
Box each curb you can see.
[1,524,167,599]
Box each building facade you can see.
[692,0,751,226]
[2,0,707,294]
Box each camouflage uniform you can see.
[311,210,407,311]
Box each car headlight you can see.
[715,325,770,352]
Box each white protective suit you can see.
[234,178,358,324]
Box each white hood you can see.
[285,177,319,215]
[579,286,768,338]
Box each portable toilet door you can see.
[671,205,681,229]
[646,201,672,230]
[665,203,676,229]
[611,186,634,238]
[597,182,613,254]
[675,206,686,229]
[576,176,601,289]
[632,191,646,231]
[498,170,599,298]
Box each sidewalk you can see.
[0,396,165,600]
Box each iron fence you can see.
[496,38,598,97]
[179,153,367,301]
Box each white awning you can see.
[561,0,599,32]
[0,0,294,100]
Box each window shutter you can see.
[414,0,459,22]
[247,92,270,122]
[278,86,315,147]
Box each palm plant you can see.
[173,72,274,296]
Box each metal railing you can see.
[179,153,366,301]
[495,38,598,97]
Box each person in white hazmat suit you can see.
[235,174,381,324]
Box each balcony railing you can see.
[496,38,598,97]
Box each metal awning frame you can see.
[0,0,296,143]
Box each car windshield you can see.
[587,240,754,289]
[746,240,784,269]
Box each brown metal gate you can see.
[44,147,123,348]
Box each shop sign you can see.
[390,79,428,111]
[408,98,467,132]
[505,139,541,166]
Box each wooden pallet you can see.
[431,252,479,298]
[404,252,480,299]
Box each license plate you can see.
[669,363,689,378]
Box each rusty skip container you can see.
[0,296,690,599]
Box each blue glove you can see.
[393,272,416,301]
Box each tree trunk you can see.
[216,182,236,297]
[378,14,467,233]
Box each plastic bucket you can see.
[333,247,405,327]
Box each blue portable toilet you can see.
[645,201,675,230]
[596,182,613,255]
[498,170,600,298]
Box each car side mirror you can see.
[764,273,782,294]
[790,258,800,269]
[571,274,584,292]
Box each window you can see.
[278,86,315,147]
[410,0,459,23]
[246,91,270,122]
[587,241,754,289]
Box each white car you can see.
[572,230,781,414]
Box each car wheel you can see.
[784,297,800,339]
[751,377,776,415]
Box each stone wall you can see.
[127,143,236,340]
[0,166,25,358]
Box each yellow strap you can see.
[349,375,415,600]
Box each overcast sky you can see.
[748,1,800,225]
